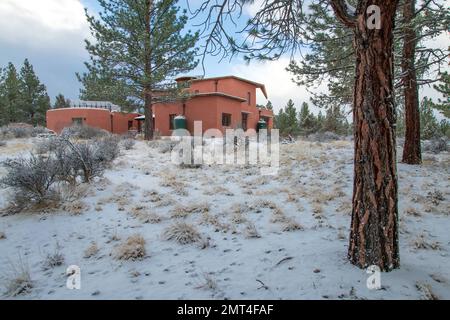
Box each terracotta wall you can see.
[46,108,112,134]
[46,108,141,134]
[111,112,141,134]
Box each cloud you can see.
[0,0,91,100]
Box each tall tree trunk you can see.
[144,87,154,140]
[401,0,421,164]
[330,0,400,271]
[143,0,154,141]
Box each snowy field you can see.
[0,137,449,300]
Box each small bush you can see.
[114,234,146,261]
[2,258,33,297]
[94,136,120,163]
[0,124,48,139]
[163,222,202,244]
[0,155,60,203]
[423,137,448,154]
[61,125,108,139]
[42,246,65,271]
[121,138,135,150]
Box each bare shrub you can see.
[34,137,62,154]
[196,273,217,291]
[61,125,108,139]
[42,244,65,270]
[426,190,444,206]
[163,222,202,244]
[63,200,90,215]
[423,137,448,154]
[84,242,99,258]
[0,124,48,139]
[114,234,146,261]
[0,154,60,204]
[94,136,120,163]
[2,257,33,297]
[121,138,135,150]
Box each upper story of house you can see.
[175,76,268,109]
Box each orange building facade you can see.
[153,76,273,136]
[46,107,142,134]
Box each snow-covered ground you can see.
[0,137,449,300]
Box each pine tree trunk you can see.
[401,0,421,164]
[348,1,400,271]
[143,0,154,141]
[144,87,153,140]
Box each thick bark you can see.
[332,0,400,271]
[401,0,421,164]
[143,0,154,140]
[144,87,154,140]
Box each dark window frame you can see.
[222,113,232,127]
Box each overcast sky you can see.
[0,0,447,114]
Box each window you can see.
[241,113,248,131]
[169,114,176,130]
[222,113,232,127]
[247,92,251,105]
[72,117,83,125]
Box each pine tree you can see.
[19,59,50,126]
[284,99,300,135]
[420,97,440,139]
[82,0,199,139]
[298,102,317,136]
[430,72,450,118]
[265,100,274,111]
[54,94,71,109]
[322,105,349,135]
[2,63,22,124]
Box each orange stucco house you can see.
[46,101,142,134]
[152,75,273,136]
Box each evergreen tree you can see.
[265,100,273,111]
[19,59,50,126]
[2,63,22,124]
[420,97,440,139]
[284,99,299,135]
[298,102,317,136]
[54,94,71,109]
[322,105,349,135]
[430,72,450,118]
[81,0,199,139]
[0,67,6,126]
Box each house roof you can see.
[193,92,247,102]
[176,75,268,99]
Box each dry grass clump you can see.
[196,273,218,291]
[426,190,445,206]
[253,199,278,210]
[63,200,90,215]
[42,246,65,271]
[405,207,421,217]
[141,189,162,203]
[171,202,210,219]
[281,218,304,232]
[159,172,188,196]
[114,234,146,261]
[230,211,247,224]
[244,222,261,238]
[416,282,439,300]
[312,203,323,214]
[163,222,202,245]
[203,185,234,196]
[411,234,441,251]
[0,231,5,240]
[84,242,99,258]
[2,258,33,297]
